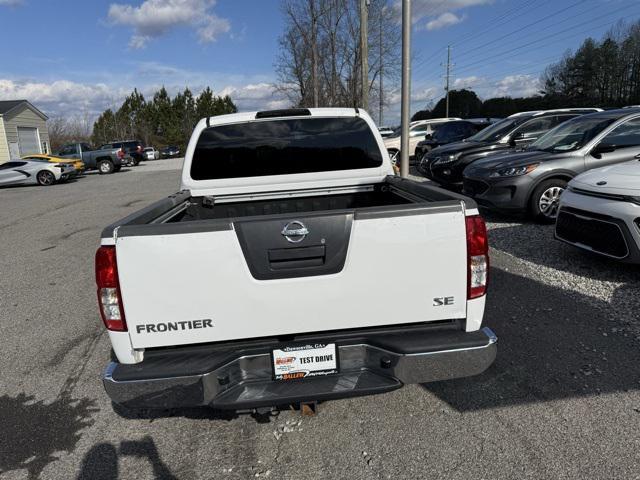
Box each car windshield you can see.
[431,123,460,142]
[529,116,618,153]
[466,117,520,143]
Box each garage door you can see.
[17,127,41,156]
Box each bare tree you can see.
[47,112,93,152]
[275,0,400,122]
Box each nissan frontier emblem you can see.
[281,221,309,243]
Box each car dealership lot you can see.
[1,164,639,480]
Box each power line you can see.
[454,0,592,61]
[411,0,561,82]
[451,0,554,47]
[452,10,640,77]
[412,0,542,76]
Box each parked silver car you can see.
[0,158,76,187]
[463,108,640,222]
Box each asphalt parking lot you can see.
[1,160,639,480]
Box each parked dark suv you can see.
[414,119,495,161]
[418,109,602,188]
[462,108,640,222]
[100,140,145,166]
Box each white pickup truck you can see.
[98,108,496,413]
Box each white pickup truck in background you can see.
[97,108,496,413]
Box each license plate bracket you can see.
[271,343,339,381]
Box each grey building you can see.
[0,100,50,164]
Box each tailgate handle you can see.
[268,245,326,270]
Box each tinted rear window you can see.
[191,117,383,180]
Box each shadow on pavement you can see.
[488,223,640,283]
[423,267,640,411]
[0,393,97,479]
[76,436,178,480]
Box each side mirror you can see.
[591,143,617,157]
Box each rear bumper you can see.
[103,325,497,411]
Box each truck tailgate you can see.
[115,204,468,349]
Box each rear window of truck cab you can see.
[190,116,383,180]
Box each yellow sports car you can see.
[22,154,85,172]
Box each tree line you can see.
[90,87,237,150]
[410,89,597,121]
[542,21,640,106]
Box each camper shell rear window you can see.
[190,116,383,180]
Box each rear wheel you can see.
[98,159,115,175]
[36,170,55,186]
[529,179,567,223]
[113,165,122,172]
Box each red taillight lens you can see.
[95,246,127,331]
[117,148,125,159]
[137,145,143,153]
[466,215,489,299]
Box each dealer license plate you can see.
[272,343,339,381]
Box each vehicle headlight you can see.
[436,154,458,165]
[489,163,539,178]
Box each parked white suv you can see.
[555,159,640,263]
[143,147,159,160]
[97,108,495,413]
[384,118,460,164]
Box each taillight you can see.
[95,246,127,331]
[117,148,125,159]
[466,215,489,299]
[137,145,143,153]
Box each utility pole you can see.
[400,0,411,178]
[311,0,319,108]
[445,45,451,117]
[379,5,383,125]
[360,0,369,111]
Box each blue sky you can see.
[0,0,638,124]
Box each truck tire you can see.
[529,178,567,223]
[114,165,122,173]
[98,159,115,175]
[132,158,140,167]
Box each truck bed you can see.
[103,176,476,238]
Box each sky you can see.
[0,0,638,125]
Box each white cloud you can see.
[219,83,289,111]
[426,12,465,31]
[452,76,483,89]
[108,0,230,49]
[0,79,128,116]
[0,75,288,120]
[410,0,492,23]
[489,75,540,98]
